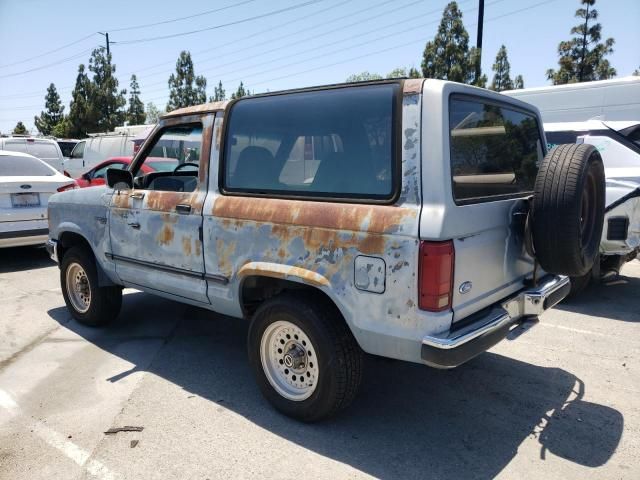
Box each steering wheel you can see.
[173,162,199,173]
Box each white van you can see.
[66,133,135,177]
[0,136,65,173]
[504,76,640,123]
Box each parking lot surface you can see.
[1,246,639,479]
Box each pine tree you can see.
[209,81,226,102]
[230,82,250,100]
[546,0,615,84]
[68,64,97,137]
[421,2,478,84]
[88,47,127,131]
[13,121,28,135]
[514,75,524,89]
[34,83,65,135]
[490,45,513,92]
[145,102,163,124]
[127,75,146,125]
[166,51,207,111]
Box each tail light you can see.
[57,182,78,192]
[418,240,455,312]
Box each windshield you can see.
[0,154,55,176]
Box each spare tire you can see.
[532,143,605,277]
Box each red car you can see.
[75,156,178,188]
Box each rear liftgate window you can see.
[222,83,399,201]
[449,96,544,204]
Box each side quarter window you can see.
[70,141,85,159]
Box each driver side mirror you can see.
[106,168,133,190]
[82,172,91,181]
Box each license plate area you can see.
[11,192,41,208]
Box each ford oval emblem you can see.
[459,281,473,294]
[20,184,32,190]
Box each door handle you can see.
[129,192,145,200]
[176,204,192,214]
[127,222,141,229]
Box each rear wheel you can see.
[532,144,605,276]
[248,292,363,422]
[60,246,122,326]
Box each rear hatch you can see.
[444,94,545,322]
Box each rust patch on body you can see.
[161,101,228,119]
[158,225,174,245]
[216,238,237,276]
[403,78,424,95]
[212,197,415,235]
[182,236,192,256]
[238,263,330,288]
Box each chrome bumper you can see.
[45,239,58,264]
[421,274,570,368]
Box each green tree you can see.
[490,45,513,92]
[346,71,383,82]
[385,67,422,79]
[421,2,480,84]
[166,51,207,111]
[546,0,615,84]
[127,74,146,125]
[67,64,97,137]
[12,121,28,135]
[230,82,250,100]
[145,102,163,124]
[52,117,71,138]
[34,83,65,135]
[209,80,226,102]
[88,47,127,131]
[514,75,524,89]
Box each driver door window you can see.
[134,124,202,192]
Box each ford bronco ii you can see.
[47,79,605,421]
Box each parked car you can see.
[47,79,606,421]
[545,120,640,293]
[56,138,79,159]
[0,136,65,173]
[75,156,179,188]
[65,133,136,178]
[0,150,76,248]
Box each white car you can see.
[545,120,640,292]
[0,136,65,173]
[0,150,76,248]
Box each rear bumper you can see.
[421,274,570,368]
[0,228,49,248]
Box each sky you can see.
[0,0,638,134]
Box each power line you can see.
[115,0,325,45]
[0,47,98,80]
[108,0,259,32]
[0,33,97,69]
[135,0,429,93]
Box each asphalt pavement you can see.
[1,246,638,479]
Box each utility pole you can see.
[475,0,485,84]
[98,32,110,56]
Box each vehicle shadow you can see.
[0,245,54,273]
[556,268,640,323]
[48,293,623,479]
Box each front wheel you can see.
[60,246,122,327]
[248,293,363,422]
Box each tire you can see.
[532,143,605,276]
[60,246,122,327]
[569,270,591,297]
[247,292,363,422]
